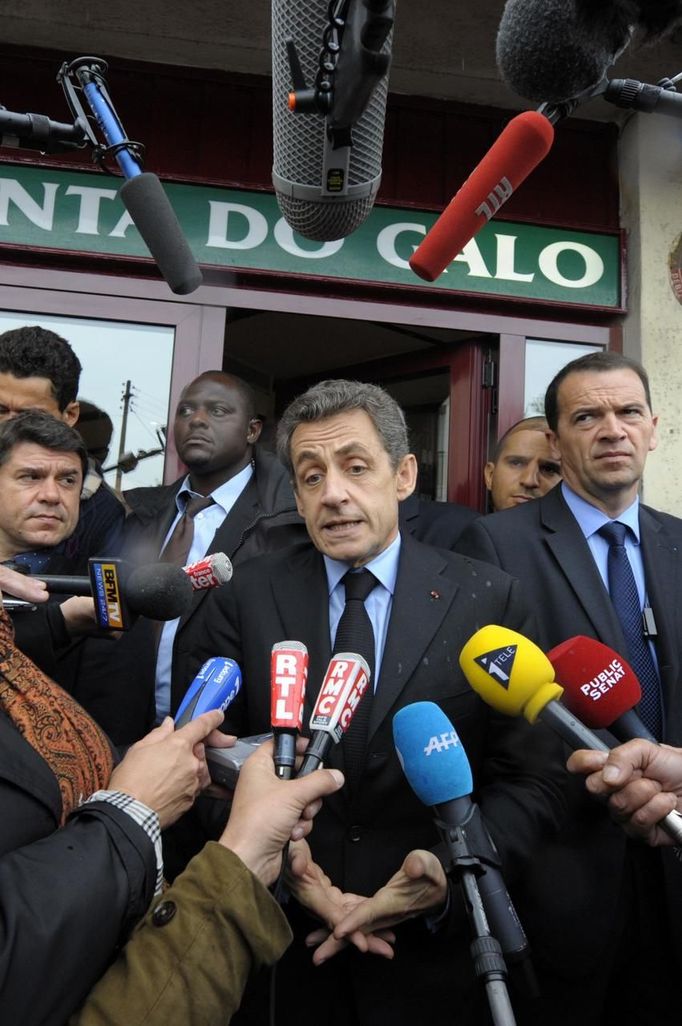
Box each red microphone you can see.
[548,636,657,744]
[297,653,370,777]
[182,552,233,591]
[410,110,555,282]
[270,640,309,779]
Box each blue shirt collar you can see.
[176,463,254,516]
[561,481,641,543]
[323,533,401,597]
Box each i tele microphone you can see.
[393,701,533,968]
[297,652,370,776]
[174,657,242,729]
[271,0,393,241]
[460,625,682,846]
[548,635,657,744]
[32,558,194,629]
[409,111,555,283]
[271,641,309,779]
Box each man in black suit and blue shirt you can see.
[456,350,682,1026]
[179,378,567,1026]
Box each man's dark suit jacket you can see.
[67,448,307,745]
[178,533,567,1026]
[455,484,682,1004]
[398,493,480,548]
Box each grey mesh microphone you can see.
[271,0,394,242]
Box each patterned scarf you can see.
[0,608,113,824]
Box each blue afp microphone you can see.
[393,701,532,968]
[175,657,242,729]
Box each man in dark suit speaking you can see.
[180,379,566,1026]
[456,351,682,1025]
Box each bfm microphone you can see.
[393,701,533,967]
[496,0,682,106]
[182,552,233,591]
[272,0,394,241]
[59,57,202,294]
[174,657,242,729]
[548,635,657,744]
[271,641,309,779]
[459,625,682,845]
[297,652,370,776]
[30,557,193,629]
[409,111,554,282]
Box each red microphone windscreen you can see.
[410,110,554,282]
[548,635,641,728]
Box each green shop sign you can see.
[0,164,621,307]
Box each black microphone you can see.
[393,702,534,970]
[271,0,394,241]
[496,0,634,104]
[27,558,193,628]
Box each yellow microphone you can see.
[459,625,607,749]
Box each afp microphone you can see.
[272,0,394,241]
[271,640,309,779]
[548,635,657,744]
[460,625,682,846]
[393,701,533,967]
[298,652,370,776]
[409,111,554,282]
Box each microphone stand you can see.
[443,823,517,1026]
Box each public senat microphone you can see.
[393,701,533,967]
[183,552,233,592]
[548,635,657,744]
[460,625,682,846]
[272,0,393,241]
[174,657,242,729]
[409,111,554,282]
[271,641,309,779]
[297,652,370,776]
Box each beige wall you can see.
[619,112,682,515]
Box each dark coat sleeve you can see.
[0,800,157,1026]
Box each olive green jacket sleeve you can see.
[70,842,293,1026]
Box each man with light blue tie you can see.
[456,350,682,1026]
[182,378,566,1026]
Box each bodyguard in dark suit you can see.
[180,379,567,1026]
[456,351,682,1025]
[398,490,479,547]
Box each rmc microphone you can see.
[272,0,394,241]
[409,111,555,282]
[548,635,657,744]
[297,652,370,776]
[393,701,533,967]
[459,625,682,845]
[271,641,309,779]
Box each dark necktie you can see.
[598,521,663,738]
[334,569,379,787]
[161,493,215,567]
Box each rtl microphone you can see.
[271,640,309,779]
[297,652,370,776]
[459,625,682,845]
[409,111,554,282]
[183,552,233,592]
[271,0,393,241]
[393,701,533,968]
[32,558,193,629]
[548,635,657,744]
[174,657,242,729]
